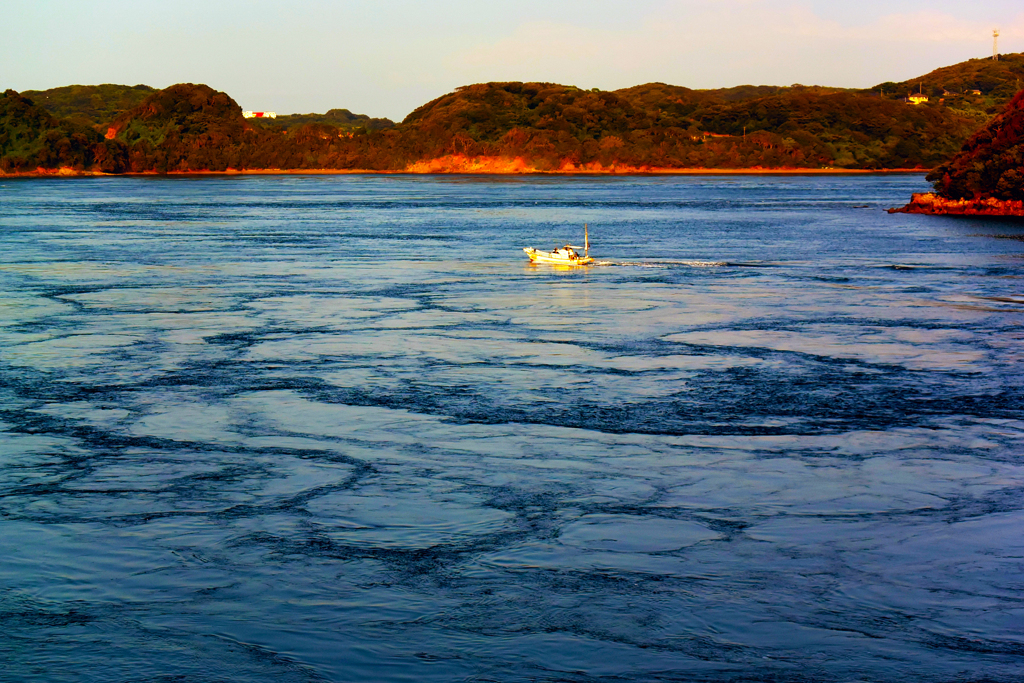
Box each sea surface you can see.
[1,174,1023,683]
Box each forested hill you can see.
[3,53,1024,174]
[0,89,126,172]
[927,88,1024,201]
[397,81,978,169]
[106,83,250,172]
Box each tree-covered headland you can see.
[3,53,1024,175]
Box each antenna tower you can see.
[993,30,1000,60]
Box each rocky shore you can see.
[0,163,923,178]
[889,192,1024,216]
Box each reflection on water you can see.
[1,175,1023,682]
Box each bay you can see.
[1,174,1023,682]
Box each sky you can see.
[2,0,1022,121]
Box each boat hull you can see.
[523,247,594,266]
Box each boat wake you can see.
[602,259,729,268]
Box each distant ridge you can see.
[265,109,394,132]
[21,84,156,127]
[3,53,1024,175]
[872,52,1024,105]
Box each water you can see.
[1,174,1023,682]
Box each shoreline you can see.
[889,192,1024,217]
[0,166,928,179]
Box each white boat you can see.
[523,224,594,265]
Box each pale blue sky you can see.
[2,0,1020,120]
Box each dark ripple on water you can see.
[1,174,1024,682]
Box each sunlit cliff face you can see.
[405,155,535,173]
[402,154,829,174]
[404,154,691,174]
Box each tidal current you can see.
[1,174,1022,682]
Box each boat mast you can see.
[584,223,589,258]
